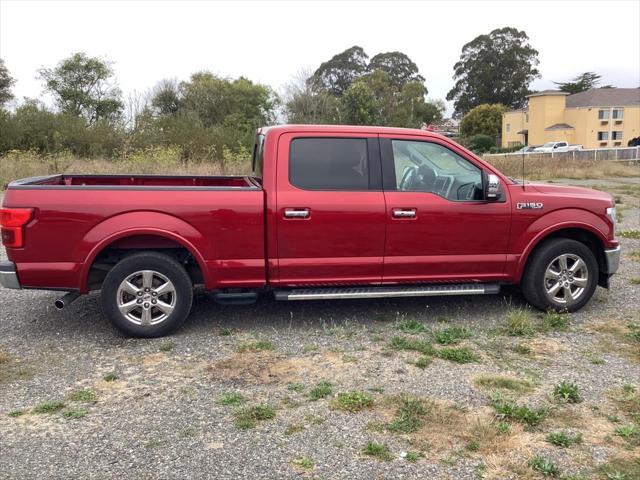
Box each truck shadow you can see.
[24,286,529,342]
[184,285,529,334]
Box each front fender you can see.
[512,208,610,281]
[78,211,211,292]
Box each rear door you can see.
[274,132,385,285]
[380,135,511,283]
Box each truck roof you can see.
[258,124,447,139]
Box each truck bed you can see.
[2,173,266,292]
[8,174,259,189]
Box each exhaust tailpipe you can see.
[55,292,80,310]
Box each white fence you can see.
[483,146,640,163]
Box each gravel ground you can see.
[1,178,639,480]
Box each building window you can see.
[612,131,623,140]
[612,109,624,119]
[506,123,511,132]
[597,131,609,141]
[598,109,610,120]
[525,113,529,122]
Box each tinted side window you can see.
[290,138,369,190]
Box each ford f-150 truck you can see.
[534,141,583,153]
[0,125,620,337]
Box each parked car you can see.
[534,141,583,153]
[515,145,539,154]
[0,125,620,337]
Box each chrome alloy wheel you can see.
[116,270,176,325]
[543,253,589,305]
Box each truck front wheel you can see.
[522,238,598,312]
[101,252,194,337]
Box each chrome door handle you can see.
[393,209,416,218]
[284,208,310,219]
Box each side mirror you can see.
[483,172,500,200]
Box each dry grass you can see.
[373,397,543,477]
[0,351,35,383]
[586,319,640,363]
[208,350,348,385]
[483,155,639,180]
[2,150,637,190]
[0,149,250,189]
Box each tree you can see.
[151,79,182,116]
[38,52,123,124]
[284,70,342,124]
[446,27,540,117]
[0,58,15,108]
[308,46,369,96]
[368,52,425,90]
[459,103,507,138]
[342,81,377,125]
[553,72,610,94]
[180,72,277,132]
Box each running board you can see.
[274,283,500,301]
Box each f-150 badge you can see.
[517,202,543,209]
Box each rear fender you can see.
[78,211,211,292]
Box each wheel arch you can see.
[79,212,211,292]
[517,224,607,285]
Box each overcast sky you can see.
[1,0,639,116]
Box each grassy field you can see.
[2,150,638,189]
[483,155,639,181]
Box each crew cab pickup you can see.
[534,141,583,153]
[0,125,620,337]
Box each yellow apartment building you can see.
[502,88,640,148]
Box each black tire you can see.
[101,251,193,338]
[522,238,598,312]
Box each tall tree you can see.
[179,72,277,131]
[284,70,342,124]
[368,52,425,90]
[446,27,540,117]
[38,52,123,124]
[553,72,609,94]
[308,46,369,96]
[0,58,16,108]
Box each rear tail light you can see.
[0,208,34,248]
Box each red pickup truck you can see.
[1,125,620,337]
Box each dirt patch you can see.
[527,337,566,358]
[209,351,347,385]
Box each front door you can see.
[380,135,511,283]
[275,132,386,286]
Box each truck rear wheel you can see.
[101,252,193,337]
[521,238,598,312]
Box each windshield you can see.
[252,133,265,179]
[542,142,555,147]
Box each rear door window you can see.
[289,138,369,190]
